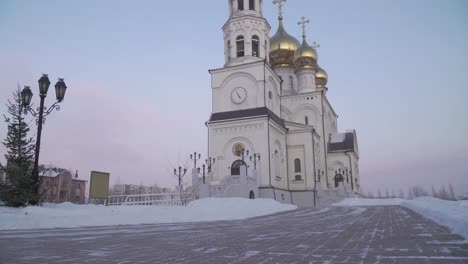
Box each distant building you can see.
[39,165,87,204]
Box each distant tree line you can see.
[365,184,459,201]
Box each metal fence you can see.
[105,192,195,206]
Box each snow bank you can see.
[401,197,468,241]
[333,197,468,240]
[0,198,296,230]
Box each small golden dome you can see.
[294,38,318,69]
[269,20,300,68]
[316,65,328,87]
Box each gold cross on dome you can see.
[297,16,310,38]
[312,41,320,49]
[272,0,287,19]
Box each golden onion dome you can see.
[315,65,328,87]
[269,19,300,68]
[294,38,318,69]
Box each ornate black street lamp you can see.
[205,157,215,173]
[241,149,249,161]
[173,166,187,191]
[21,74,68,192]
[190,152,201,169]
[249,153,260,169]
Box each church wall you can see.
[286,130,315,191]
[281,93,329,188]
[291,191,316,207]
[268,121,287,189]
[208,118,271,185]
[259,188,293,204]
[274,66,297,95]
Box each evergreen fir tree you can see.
[0,87,38,207]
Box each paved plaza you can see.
[1,206,467,263]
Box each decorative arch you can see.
[222,137,256,158]
[267,76,279,95]
[330,160,345,170]
[281,106,293,121]
[292,104,319,126]
[219,72,259,91]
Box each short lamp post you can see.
[249,153,260,169]
[205,157,215,173]
[21,74,68,193]
[190,152,201,169]
[173,166,187,191]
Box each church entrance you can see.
[231,160,247,175]
[334,174,344,188]
[249,191,255,199]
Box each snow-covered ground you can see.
[333,197,468,240]
[0,198,297,230]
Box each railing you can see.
[105,192,195,206]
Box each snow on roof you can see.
[330,133,346,143]
[39,169,59,178]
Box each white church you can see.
[193,0,360,207]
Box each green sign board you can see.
[89,171,110,199]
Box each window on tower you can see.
[249,0,255,10]
[227,40,231,60]
[305,116,309,125]
[289,76,294,90]
[238,0,244,10]
[236,35,245,57]
[252,35,259,57]
[294,158,301,173]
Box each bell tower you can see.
[207,0,286,192]
[224,0,270,67]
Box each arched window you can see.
[238,0,244,10]
[252,35,259,57]
[249,0,255,10]
[268,91,272,99]
[236,35,245,57]
[227,40,231,60]
[231,160,246,175]
[305,116,309,125]
[294,158,301,173]
[289,76,294,90]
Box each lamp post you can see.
[21,74,67,196]
[190,152,201,169]
[173,166,187,190]
[241,149,249,161]
[205,157,215,173]
[249,153,260,169]
[201,164,206,184]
